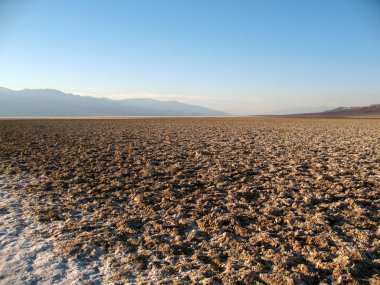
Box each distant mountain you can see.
[284,104,380,117]
[0,87,228,116]
[322,104,380,116]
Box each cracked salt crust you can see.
[0,175,110,285]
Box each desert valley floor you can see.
[0,118,379,284]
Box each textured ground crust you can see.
[0,118,379,284]
[0,174,111,284]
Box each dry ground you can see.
[0,118,379,284]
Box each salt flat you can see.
[0,118,379,284]
[0,174,110,284]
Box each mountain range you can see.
[285,104,380,117]
[0,87,228,117]
[322,104,380,116]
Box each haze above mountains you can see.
[0,87,227,116]
[0,87,379,117]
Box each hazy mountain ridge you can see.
[284,104,380,117]
[323,104,380,115]
[0,88,228,116]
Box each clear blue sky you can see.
[1,0,379,114]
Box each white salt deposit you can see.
[0,175,111,285]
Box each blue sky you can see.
[0,0,379,114]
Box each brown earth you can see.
[0,118,379,284]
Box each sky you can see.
[0,0,379,115]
